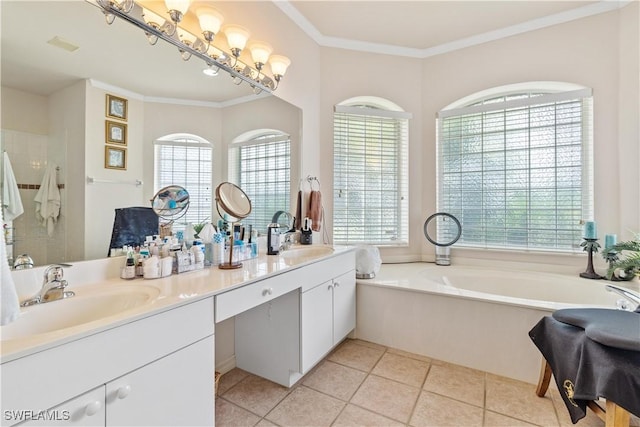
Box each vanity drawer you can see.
[215,272,301,322]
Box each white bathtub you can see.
[355,263,640,384]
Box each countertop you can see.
[1,245,354,363]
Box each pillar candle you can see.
[583,221,597,239]
[605,234,617,249]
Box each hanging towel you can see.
[309,190,322,232]
[1,208,20,325]
[294,189,302,230]
[34,164,61,237]
[2,152,24,222]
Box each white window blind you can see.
[229,133,291,232]
[333,105,410,246]
[154,137,212,229]
[437,88,593,251]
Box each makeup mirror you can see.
[215,182,252,269]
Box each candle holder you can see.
[603,250,624,281]
[579,238,603,279]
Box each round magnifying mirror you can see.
[215,182,252,270]
[215,182,252,220]
[151,185,190,222]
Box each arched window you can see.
[333,96,411,246]
[154,133,213,230]
[437,82,593,251]
[229,130,291,232]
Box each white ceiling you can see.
[0,0,625,103]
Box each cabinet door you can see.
[105,336,214,427]
[15,386,105,427]
[301,280,334,373]
[333,270,356,344]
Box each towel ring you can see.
[307,175,321,191]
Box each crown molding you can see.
[274,0,632,59]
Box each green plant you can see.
[193,218,210,238]
[602,232,640,280]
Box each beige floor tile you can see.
[223,375,290,417]
[303,360,367,401]
[550,390,604,427]
[255,419,278,427]
[215,398,261,427]
[484,410,538,426]
[485,374,559,426]
[423,362,485,407]
[265,386,344,427]
[409,391,484,427]
[351,374,420,423]
[387,347,432,363]
[332,404,405,427]
[372,352,430,388]
[328,340,385,372]
[218,368,251,396]
[347,339,388,351]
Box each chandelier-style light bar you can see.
[94,0,291,93]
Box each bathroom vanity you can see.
[1,246,355,427]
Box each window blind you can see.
[333,106,409,246]
[154,138,212,229]
[436,88,593,251]
[229,133,291,232]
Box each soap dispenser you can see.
[267,223,281,255]
[300,217,312,245]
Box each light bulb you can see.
[248,41,273,69]
[223,25,250,56]
[269,55,291,79]
[196,6,223,41]
[165,0,191,14]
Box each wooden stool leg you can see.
[605,401,630,427]
[536,358,552,397]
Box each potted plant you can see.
[602,232,640,281]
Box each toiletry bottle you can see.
[267,223,281,255]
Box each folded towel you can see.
[34,164,61,237]
[1,208,20,325]
[309,190,322,232]
[2,152,24,222]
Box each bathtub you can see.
[354,262,640,384]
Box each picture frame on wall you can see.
[105,120,127,145]
[105,146,127,170]
[106,94,127,120]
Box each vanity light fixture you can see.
[94,0,290,93]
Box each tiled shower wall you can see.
[1,129,67,267]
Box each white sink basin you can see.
[280,245,334,259]
[1,285,160,341]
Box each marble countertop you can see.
[1,245,354,363]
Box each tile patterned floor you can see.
[216,339,639,427]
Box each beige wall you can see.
[307,3,638,268]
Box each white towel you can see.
[2,152,24,222]
[34,164,61,237]
[1,207,20,325]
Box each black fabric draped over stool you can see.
[529,309,640,424]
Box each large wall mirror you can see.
[1,0,301,267]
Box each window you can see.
[154,134,213,230]
[333,97,410,246]
[229,131,291,232]
[437,83,593,251]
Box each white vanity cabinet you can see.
[233,251,355,387]
[1,298,215,427]
[301,270,356,372]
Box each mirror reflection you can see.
[1,0,301,267]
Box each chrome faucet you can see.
[606,284,640,312]
[271,210,297,252]
[21,265,75,307]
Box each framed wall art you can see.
[105,146,127,170]
[106,94,127,120]
[105,120,127,145]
